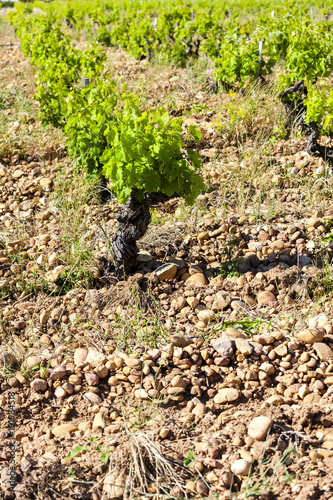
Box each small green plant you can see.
[55,267,93,293]
[217,317,274,336]
[64,443,91,461]
[67,469,76,481]
[240,444,299,498]
[96,445,111,464]
[183,449,196,467]
[215,236,241,277]
[64,436,104,463]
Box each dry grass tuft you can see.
[101,273,158,313]
[101,433,187,499]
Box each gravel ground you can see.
[1,19,333,500]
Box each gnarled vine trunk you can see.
[280,80,333,162]
[111,192,169,278]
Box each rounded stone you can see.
[197,309,215,323]
[52,424,78,437]
[231,459,251,476]
[68,374,81,386]
[296,328,325,344]
[85,349,106,367]
[84,392,102,404]
[224,327,249,339]
[74,348,88,365]
[159,428,170,439]
[134,389,149,399]
[303,392,321,404]
[49,366,66,381]
[7,376,19,388]
[124,358,142,370]
[257,291,277,306]
[54,387,67,399]
[156,264,177,281]
[248,416,273,441]
[26,355,42,369]
[185,273,208,286]
[30,378,47,392]
[214,388,239,404]
[136,251,152,262]
[170,335,193,348]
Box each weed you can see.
[240,444,299,498]
[183,449,196,467]
[149,207,172,225]
[67,469,76,481]
[216,317,273,336]
[214,236,241,277]
[64,436,104,465]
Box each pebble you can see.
[170,335,193,347]
[134,389,149,399]
[54,387,67,398]
[85,349,106,367]
[235,338,253,355]
[186,481,196,492]
[220,470,233,487]
[156,264,177,281]
[26,355,42,369]
[49,366,66,381]
[7,377,18,388]
[212,292,231,311]
[40,333,51,345]
[231,459,251,476]
[136,251,152,262]
[74,348,88,365]
[211,337,233,357]
[30,378,47,392]
[85,372,99,386]
[248,416,273,441]
[41,452,59,464]
[92,412,106,429]
[214,388,239,404]
[197,309,215,323]
[303,393,321,404]
[40,311,50,325]
[159,428,170,439]
[0,164,7,176]
[124,358,142,370]
[52,424,78,437]
[185,273,208,285]
[257,291,277,306]
[84,392,102,404]
[230,300,248,311]
[51,307,64,320]
[313,342,333,360]
[187,296,199,308]
[192,403,206,416]
[68,374,81,385]
[224,327,248,339]
[195,481,208,495]
[296,328,325,344]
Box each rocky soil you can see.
[1,16,333,500]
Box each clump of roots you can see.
[101,433,187,499]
